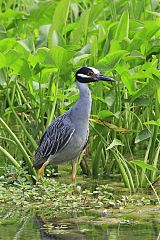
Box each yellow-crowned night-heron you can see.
[34,67,115,181]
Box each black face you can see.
[75,67,115,83]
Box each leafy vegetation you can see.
[0,0,160,192]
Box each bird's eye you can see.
[88,71,94,76]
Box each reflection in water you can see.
[34,210,160,240]
[0,206,160,240]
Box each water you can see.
[0,205,160,240]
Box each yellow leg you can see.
[71,161,77,182]
[36,159,49,182]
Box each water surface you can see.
[0,204,160,240]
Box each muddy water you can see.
[0,205,160,240]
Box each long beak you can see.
[96,74,116,82]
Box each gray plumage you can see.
[34,81,91,169]
[34,67,115,170]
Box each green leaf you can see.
[98,110,114,119]
[135,129,151,144]
[5,49,21,66]
[106,138,124,150]
[115,10,129,41]
[0,9,23,23]
[45,45,73,71]
[146,10,160,17]
[28,47,49,69]
[51,0,71,33]
[11,58,32,79]
[48,0,71,47]
[96,50,128,71]
[121,71,135,94]
[144,119,160,126]
[49,30,65,47]
[28,1,56,28]
[131,160,157,171]
[0,52,6,68]
[71,9,90,44]
[74,54,91,64]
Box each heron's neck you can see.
[71,81,92,118]
[76,81,91,100]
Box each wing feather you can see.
[34,113,75,167]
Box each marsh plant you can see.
[0,0,160,191]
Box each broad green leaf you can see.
[49,30,65,47]
[98,110,114,119]
[88,3,104,25]
[48,0,71,47]
[45,45,73,71]
[135,129,151,144]
[18,38,34,52]
[96,50,128,71]
[131,160,157,171]
[121,71,135,94]
[130,80,154,103]
[0,38,17,53]
[106,138,124,150]
[28,47,49,67]
[5,49,21,66]
[11,58,32,79]
[71,9,90,44]
[109,39,121,53]
[129,20,160,53]
[51,0,70,32]
[115,11,129,41]
[28,1,56,28]
[0,9,23,22]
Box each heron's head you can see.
[75,67,115,83]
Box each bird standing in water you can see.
[34,67,115,181]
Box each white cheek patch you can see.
[88,67,100,74]
[77,73,90,78]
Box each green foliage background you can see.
[0,0,160,190]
